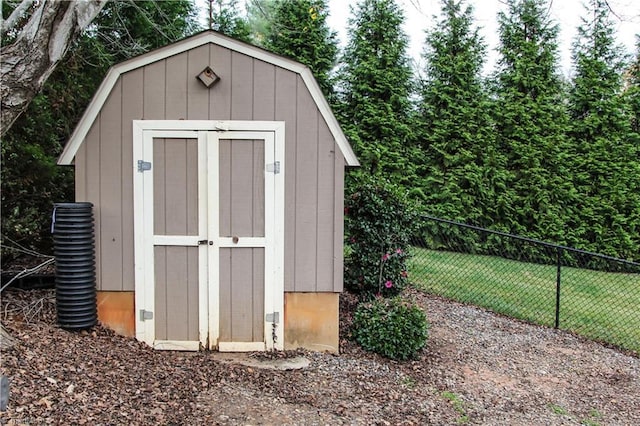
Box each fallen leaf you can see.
[38,397,53,409]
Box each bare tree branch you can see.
[0,0,34,36]
[603,0,622,20]
[0,0,106,136]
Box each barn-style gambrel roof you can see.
[58,30,359,166]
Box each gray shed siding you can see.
[74,44,344,293]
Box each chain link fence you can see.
[409,215,640,355]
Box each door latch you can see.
[198,240,213,245]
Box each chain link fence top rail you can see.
[408,215,640,355]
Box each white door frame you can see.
[132,120,285,351]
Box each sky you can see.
[325,0,640,76]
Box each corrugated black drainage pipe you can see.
[52,202,97,330]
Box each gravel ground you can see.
[1,288,638,425]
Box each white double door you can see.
[133,121,284,351]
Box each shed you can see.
[58,30,358,353]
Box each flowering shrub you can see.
[375,248,410,295]
[353,296,428,361]
[344,175,419,298]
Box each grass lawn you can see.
[408,247,640,354]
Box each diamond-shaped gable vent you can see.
[197,66,220,88]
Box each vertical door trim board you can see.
[132,121,146,344]
[197,131,209,348]
[206,131,220,347]
[273,123,285,349]
[132,120,285,350]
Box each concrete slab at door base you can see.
[284,292,339,354]
[212,353,311,370]
[97,291,135,337]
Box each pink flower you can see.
[382,253,390,261]
[396,248,403,255]
[385,280,393,288]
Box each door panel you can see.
[154,246,199,341]
[218,247,265,343]
[153,138,199,236]
[218,139,265,238]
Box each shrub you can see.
[353,296,428,361]
[344,175,419,297]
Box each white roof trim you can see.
[57,31,359,166]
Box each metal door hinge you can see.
[266,312,279,323]
[140,309,153,321]
[266,161,280,174]
[137,160,152,172]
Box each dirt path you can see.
[1,288,638,425]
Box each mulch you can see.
[1,288,638,425]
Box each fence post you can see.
[555,247,562,329]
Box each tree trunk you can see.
[0,0,106,136]
[0,325,17,350]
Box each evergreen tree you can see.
[567,0,640,259]
[628,37,640,135]
[337,0,418,187]
[628,41,640,254]
[244,0,276,45]
[492,0,573,242]
[418,0,503,225]
[1,1,199,265]
[262,0,338,99]
[206,0,252,42]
